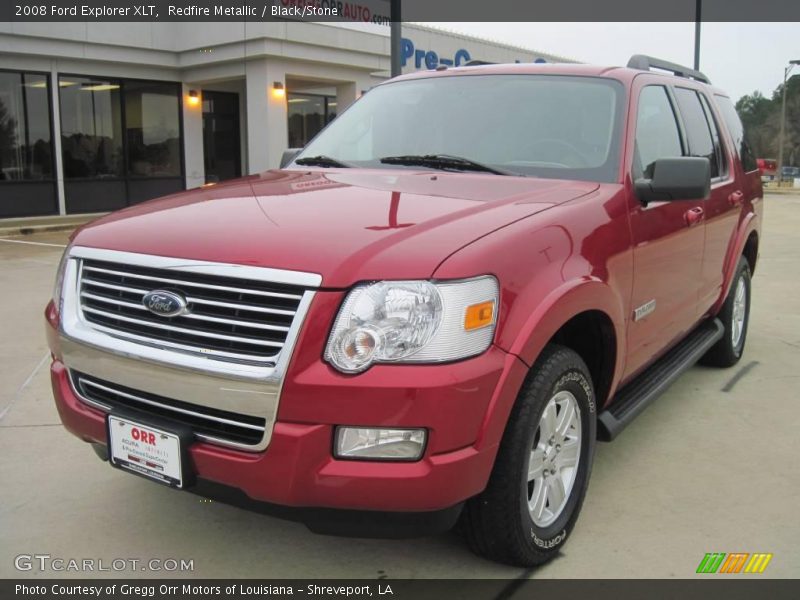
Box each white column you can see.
[246,59,287,173]
[182,83,205,189]
[335,82,358,113]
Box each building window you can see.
[59,75,184,214]
[0,70,57,218]
[59,76,124,178]
[288,93,337,148]
[125,81,181,177]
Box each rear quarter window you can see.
[714,94,759,173]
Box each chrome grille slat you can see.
[78,257,310,364]
[83,320,284,363]
[81,306,285,348]
[71,371,267,446]
[80,292,292,333]
[82,265,303,300]
[184,296,297,317]
[82,277,297,317]
[80,379,265,432]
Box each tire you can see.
[461,344,596,567]
[701,256,752,368]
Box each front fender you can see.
[471,279,627,455]
[507,278,626,373]
[433,193,633,450]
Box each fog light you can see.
[334,427,426,461]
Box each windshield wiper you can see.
[379,154,519,176]
[294,155,353,168]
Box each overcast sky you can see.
[426,22,800,102]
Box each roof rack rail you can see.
[465,60,496,66]
[627,54,711,84]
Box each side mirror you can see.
[635,157,710,204]
[280,148,302,168]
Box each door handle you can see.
[728,190,744,206]
[684,206,704,227]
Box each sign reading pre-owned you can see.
[401,38,550,70]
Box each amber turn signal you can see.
[464,300,495,331]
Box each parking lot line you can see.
[0,238,66,248]
[0,352,50,422]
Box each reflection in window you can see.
[59,76,183,179]
[635,86,683,177]
[674,87,719,178]
[715,94,759,173]
[297,76,624,182]
[125,81,181,176]
[0,71,53,181]
[59,76,123,178]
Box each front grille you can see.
[71,371,266,446]
[77,258,310,364]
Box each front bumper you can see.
[47,304,529,514]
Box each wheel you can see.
[461,345,596,567]
[701,256,752,368]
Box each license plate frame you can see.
[106,412,194,489]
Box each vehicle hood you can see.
[73,169,599,287]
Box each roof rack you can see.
[627,55,711,84]
[465,60,496,66]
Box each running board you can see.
[598,318,724,441]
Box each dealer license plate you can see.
[107,415,184,488]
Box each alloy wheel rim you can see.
[527,390,582,528]
[731,276,747,349]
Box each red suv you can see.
[46,56,762,567]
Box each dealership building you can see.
[0,21,570,219]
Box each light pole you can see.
[390,0,401,78]
[694,0,702,71]
[777,59,800,178]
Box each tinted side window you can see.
[715,94,759,173]
[635,86,683,177]
[699,93,727,178]
[674,87,719,178]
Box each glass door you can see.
[202,91,241,183]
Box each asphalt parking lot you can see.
[1,193,799,580]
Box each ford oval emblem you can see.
[142,290,188,318]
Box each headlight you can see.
[52,245,72,314]
[325,276,499,373]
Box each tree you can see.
[735,74,800,166]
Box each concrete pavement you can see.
[1,196,798,579]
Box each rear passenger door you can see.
[672,87,740,314]
[624,82,706,381]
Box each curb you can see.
[0,214,106,237]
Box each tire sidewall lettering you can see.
[524,364,595,551]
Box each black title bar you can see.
[3,0,800,23]
[4,579,800,600]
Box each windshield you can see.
[292,74,624,182]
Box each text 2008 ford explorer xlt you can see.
[46,56,762,566]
